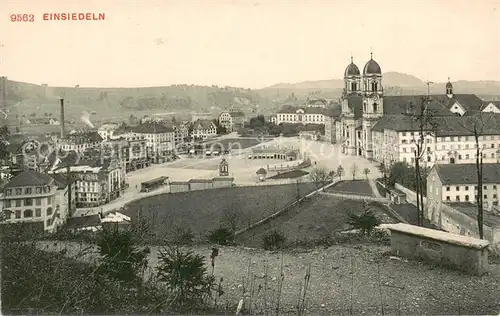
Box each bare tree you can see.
[403,97,438,226]
[458,112,498,239]
[221,207,241,234]
[337,165,344,181]
[309,167,332,188]
[351,163,358,180]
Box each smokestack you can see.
[60,98,65,138]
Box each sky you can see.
[2,0,500,89]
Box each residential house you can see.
[59,131,103,153]
[219,111,246,132]
[51,157,125,208]
[97,123,121,141]
[0,170,74,233]
[192,119,217,140]
[324,107,341,144]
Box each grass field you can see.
[236,195,397,248]
[325,180,375,197]
[121,183,317,241]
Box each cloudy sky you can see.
[2,0,499,89]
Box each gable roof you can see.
[432,163,500,185]
[194,119,215,130]
[5,170,54,188]
[131,122,174,134]
[382,96,451,116]
[277,106,326,115]
[63,131,103,144]
[229,111,245,117]
[65,214,101,230]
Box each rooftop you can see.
[277,106,326,115]
[432,163,500,185]
[130,122,174,134]
[4,170,54,188]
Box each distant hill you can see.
[2,80,268,122]
[259,71,500,100]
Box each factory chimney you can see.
[59,98,65,138]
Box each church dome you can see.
[344,62,360,77]
[363,58,382,75]
[446,80,453,88]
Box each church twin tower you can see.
[342,53,384,118]
[341,54,384,157]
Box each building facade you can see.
[192,119,217,139]
[336,53,500,167]
[427,163,500,207]
[219,111,246,132]
[0,170,74,232]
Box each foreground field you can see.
[121,183,317,241]
[34,241,500,315]
[236,195,397,247]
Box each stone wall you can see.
[388,225,489,275]
[396,183,500,254]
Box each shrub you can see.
[173,227,195,245]
[207,227,234,246]
[156,245,218,309]
[346,209,381,236]
[263,229,287,250]
[96,226,150,283]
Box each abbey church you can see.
[335,54,500,164]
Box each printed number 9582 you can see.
[10,14,35,22]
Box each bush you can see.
[207,227,234,246]
[96,226,150,283]
[173,227,195,245]
[1,242,166,315]
[156,245,218,309]
[263,229,287,250]
[346,209,381,236]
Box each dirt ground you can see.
[37,241,500,316]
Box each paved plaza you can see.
[73,136,382,217]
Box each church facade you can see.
[335,54,500,167]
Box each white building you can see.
[427,163,500,207]
[219,111,246,132]
[0,170,75,233]
[51,158,125,208]
[97,123,121,141]
[336,53,493,160]
[192,119,217,139]
[276,107,326,125]
[59,131,103,153]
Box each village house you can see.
[97,123,121,141]
[192,119,217,139]
[58,131,104,153]
[50,157,125,208]
[219,111,246,132]
[0,170,75,233]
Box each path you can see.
[320,191,388,202]
[369,178,383,198]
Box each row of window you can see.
[439,143,500,150]
[438,152,498,161]
[5,207,53,219]
[4,186,52,196]
[3,197,52,208]
[438,135,500,142]
[445,185,497,191]
[445,195,499,202]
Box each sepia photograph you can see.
[1,0,500,315]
